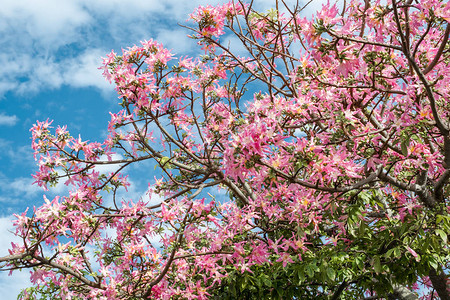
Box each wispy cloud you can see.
[94,153,124,175]
[0,0,220,99]
[0,175,41,206]
[62,49,115,94]
[0,139,36,171]
[0,0,329,99]
[0,113,18,126]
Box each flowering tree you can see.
[1,0,450,299]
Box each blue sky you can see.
[0,0,325,298]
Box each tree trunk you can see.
[429,268,450,300]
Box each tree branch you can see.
[423,23,450,75]
[331,280,348,300]
[378,170,437,208]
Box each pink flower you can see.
[277,252,294,268]
[406,246,420,261]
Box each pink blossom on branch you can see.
[1,0,449,299]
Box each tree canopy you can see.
[1,0,449,299]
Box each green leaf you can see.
[241,277,248,290]
[275,285,284,297]
[297,269,305,283]
[306,266,314,277]
[431,236,440,251]
[400,139,409,156]
[355,256,364,270]
[159,156,170,167]
[326,267,336,281]
[385,248,394,258]
[261,275,272,287]
[436,229,448,244]
[394,247,401,258]
[374,256,382,274]
[429,256,438,270]
[230,284,236,297]
[423,238,431,253]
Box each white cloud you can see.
[3,143,36,171]
[0,0,92,49]
[155,28,196,55]
[81,0,166,18]
[94,153,124,175]
[0,217,21,257]
[0,113,18,126]
[0,269,30,299]
[8,178,40,198]
[11,50,113,97]
[15,59,64,95]
[0,0,330,99]
[144,187,165,207]
[62,49,115,93]
[221,35,250,57]
[0,175,41,204]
